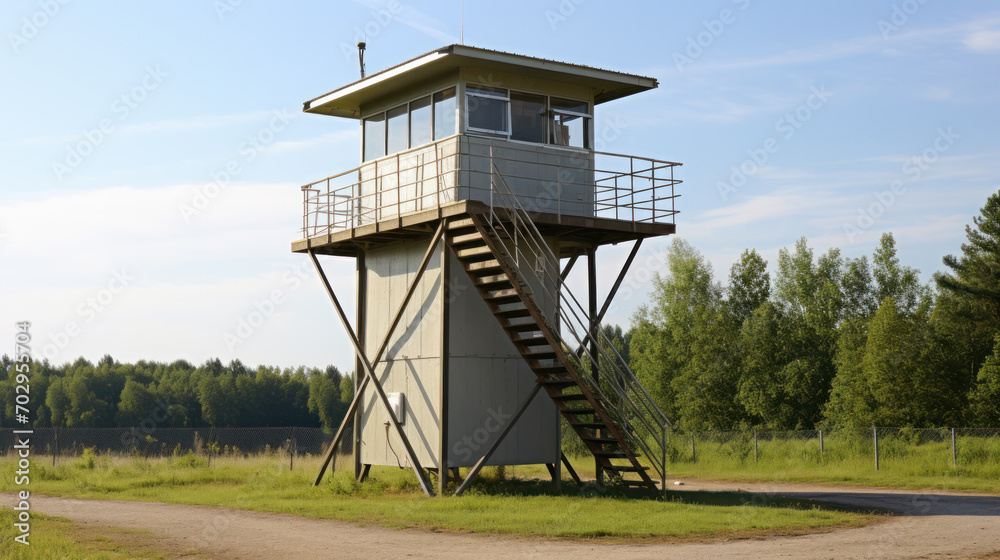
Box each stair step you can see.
[537,377,576,388]
[450,232,484,247]
[474,275,512,289]
[595,451,629,459]
[455,245,494,261]
[485,291,521,305]
[604,465,650,472]
[496,308,531,320]
[583,436,619,444]
[447,217,477,230]
[514,336,549,347]
[504,323,541,333]
[561,408,596,416]
[466,260,504,276]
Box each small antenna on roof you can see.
[357,41,367,79]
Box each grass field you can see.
[0,506,190,560]
[656,431,1000,494]
[0,451,878,543]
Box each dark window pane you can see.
[510,92,546,143]
[387,104,408,155]
[410,96,432,148]
[468,95,508,133]
[363,113,385,161]
[433,87,456,140]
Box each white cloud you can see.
[964,30,1000,51]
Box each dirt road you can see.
[5,481,999,559]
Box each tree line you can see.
[0,356,354,429]
[628,191,1000,430]
[4,192,998,431]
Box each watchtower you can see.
[298,45,680,495]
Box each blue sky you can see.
[1,1,997,371]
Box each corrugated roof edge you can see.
[302,44,658,111]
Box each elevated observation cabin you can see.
[298,45,681,496]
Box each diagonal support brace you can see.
[314,222,445,485]
[575,238,643,358]
[454,383,542,496]
[308,241,438,497]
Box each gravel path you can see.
[5,481,999,559]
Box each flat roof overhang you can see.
[304,44,659,119]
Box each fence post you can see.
[873,427,879,471]
[753,430,758,463]
[691,434,696,463]
[951,428,957,467]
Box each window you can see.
[433,87,456,140]
[363,113,385,162]
[410,95,432,147]
[550,97,591,149]
[510,92,546,144]
[467,85,509,134]
[386,104,408,155]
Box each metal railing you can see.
[481,157,673,487]
[299,135,682,239]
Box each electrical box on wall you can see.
[387,392,405,425]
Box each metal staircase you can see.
[445,163,673,492]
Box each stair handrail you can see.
[485,160,672,482]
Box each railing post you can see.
[661,423,667,496]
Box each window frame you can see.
[462,84,592,151]
[465,84,511,136]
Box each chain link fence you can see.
[667,427,1000,470]
[0,427,350,469]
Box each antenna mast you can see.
[357,41,367,79]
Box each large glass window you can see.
[510,92,546,144]
[409,95,432,147]
[386,104,408,155]
[467,85,509,134]
[550,97,591,149]
[433,87,456,140]
[363,113,385,162]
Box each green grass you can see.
[0,452,877,542]
[0,507,189,560]
[653,432,1000,494]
